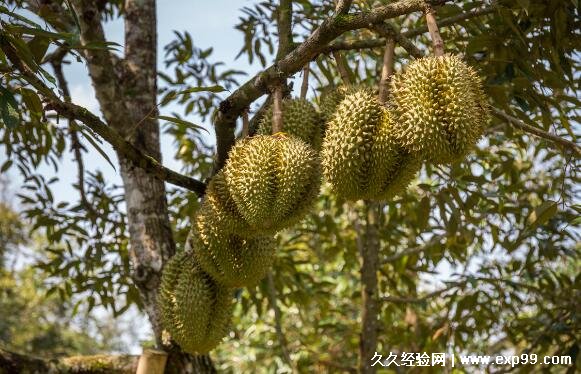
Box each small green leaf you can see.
[527,201,558,229]
[0,87,20,129]
[1,159,13,173]
[19,87,43,115]
[154,115,209,135]
[80,128,117,171]
[27,36,50,63]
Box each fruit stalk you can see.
[425,5,445,57]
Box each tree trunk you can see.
[68,0,216,371]
[357,202,380,374]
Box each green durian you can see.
[257,98,322,148]
[188,208,276,288]
[321,88,418,201]
[390,54,489,163]
[159,252,232,354]
[319,87,348,124]
[223,134,321,233]
[202,171,255,236]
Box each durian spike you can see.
[300,64,310,100]
[332,51,352,86]
[425,4,445,57]
[378,37,395,104]
[272,85,284,133]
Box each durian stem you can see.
[241,109,250,138]
[272,85,284,133]
[357,201,381,374]
[136,349,167,374]
[378,37,395,105]
[425,5,445,57]
[300,64,310,99]
[332,51,352,86]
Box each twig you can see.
[300,64,310,99]
[425,4,445,57]
[491,108,581,158]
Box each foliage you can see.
[0,0,579,372]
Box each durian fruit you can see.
[159,252,232,354]
[318,87,348,124]
[202,171,255,236]
[257,98,322,149]
[222,134,321,233]
[390,54,489,163]
[188,208,276,288]
[322,88,417,201]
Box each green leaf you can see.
[526,201,558,229]
[27,36,50,63]
[154,115,209,135]
[19,88,43,115]
[0,87,20,129]
[79,128,117,171]
[5,25,75,41]
[1,159,13,172]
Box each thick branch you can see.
[0,35,207,195]
[325,4,495,53]
[276,0,294,60]
[492,108,581,158]
[212,0,440,170]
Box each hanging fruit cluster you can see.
[321,54,489,201]
[159,102,322,354]
[158,9,489,354]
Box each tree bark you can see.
[357,202,380,374]
[0,348,138,374]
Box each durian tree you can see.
[0,0,579,373]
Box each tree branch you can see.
[0,35,207,196]
[212,0,443,171]
[492,108,581,158]
[371,22,424,59]
[325,4,495,53]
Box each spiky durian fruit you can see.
[257,98,322,148]
[188,209,276,288]
[390,54,489,163]
[321,89,418,201]
[319,87,348,124]
[223,134,321,233]
[159,252,232,354]
[201,171,255,236]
